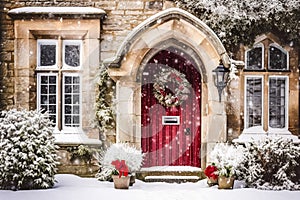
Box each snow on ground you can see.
[0,174,299,200]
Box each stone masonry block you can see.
[117,1,144,10]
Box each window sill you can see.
[233,127,300,144]
[54,133,101,146]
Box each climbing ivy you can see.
[173,0,300,52]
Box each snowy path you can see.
[0,174,299,200]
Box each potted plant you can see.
[209,143,245,189]
[111,159,130,189]
[97,143,144,185]
[217,165,235,189]
[204,163,218,186]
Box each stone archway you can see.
[104,8,230,168]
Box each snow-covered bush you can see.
[0,109,59,190]
[237,137,300,190]
[96,143,144,181]
[209,143,245,177]
[69,145,94,165]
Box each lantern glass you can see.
[212,61,230,102]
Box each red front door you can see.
[141,47,201,167]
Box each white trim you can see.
[245,43,264,70]
[62,73,82,133]
[37,39,58,69]
[268,75,289,131]
[37,73,59,131]
[244,75,264,131]
[268,43,289,70]
[62,40,82,70]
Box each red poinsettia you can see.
[204,164,218,180]
[111,160,129,178]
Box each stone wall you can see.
[0,0,175,110]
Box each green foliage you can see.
[0,109,59,190]
[174,0,300,52]
[95,65,116,133]
[68,145,94,165]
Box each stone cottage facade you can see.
[0,0,299,175]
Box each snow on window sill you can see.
[233,126,300,144]
[54,133,101,146]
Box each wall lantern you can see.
[212,60,230,102]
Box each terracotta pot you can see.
[112,175,131,189]
[218,176,235,189]
[207,177,218,186]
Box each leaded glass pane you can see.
[38,75,57,124]
[63,75,80,127]
[246,77,262,128]
[40,44,56,67]
[64,44,80,67]
[269,46,288,70]
[49,85,56,94]
[65,95,72,104]
[246,46,263,70]
[269,77,286,128]
[65,76,72,84]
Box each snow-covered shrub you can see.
[69,145,94,165]
[96,143,144,181]
[209,143,245,177]
[237,137,300,190]
[0,109,59,190]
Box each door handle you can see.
[184,128,191,136]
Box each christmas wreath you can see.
[153,68,191,107]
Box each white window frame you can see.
[37,39,58,69]
[37,73,59,132]
[268,76,289,132]
[244,75,264,133]
[62,73,82,133]
[62,40,82,69]
[268,43,289,70]
[245,43,264,70]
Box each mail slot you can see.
[162,116,180,125]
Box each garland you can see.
[95,66,116,133]
[153,68,191,107]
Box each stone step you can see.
[144,175,200,183]
[136,166,205,183]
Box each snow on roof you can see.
[8,6,106,15]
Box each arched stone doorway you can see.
[105,8,230,168]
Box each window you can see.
[268,44,288,70]
[37,74,58,124]
[63,40,82,69]
[245,44,263,70]
[269,77,288,128]
[37,39,82,133]
[245,76,263,129]
[37,40,58,68]
[244,42,289,132]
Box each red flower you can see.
[111,160,129,178]
[204,165,218,180]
